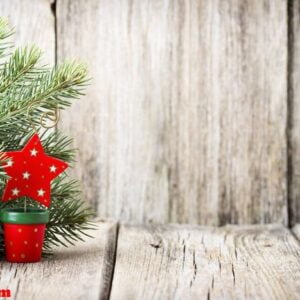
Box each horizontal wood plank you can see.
[0,221,117,300]
[110,224,300,299]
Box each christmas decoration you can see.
[1,133,69,262]
[0,18,94,261]
[2,133,68,207]
[1,208,49,262]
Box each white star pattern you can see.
[1,134,69,207]
[50,165,57,173]
[37,189,45,197]
[6,159,13,167]
[12,188,20,196]
[22,171,30,179]
[30,148,38,156]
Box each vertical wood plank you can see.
[0,0,55,64]
[57,0,287,225]
[289,0,300,225]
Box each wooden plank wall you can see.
[0,0,298,226]
[0,0,55,64]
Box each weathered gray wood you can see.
[0,0,55,64]
[292,223,300,239]
[110,224,300,299]
[289,0,300,225]
[0,221,117,300]
[57,0,288,225]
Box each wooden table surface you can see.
[0,221,300,300]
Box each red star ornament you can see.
[1,134,68,207]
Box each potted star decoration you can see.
[0,134,68,262]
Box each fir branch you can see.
[0,18,12,40]
[0,18,13,59]
[45,175,95,249]
[43,131,76,163]
[0,62,87,125]
[0,46,42,93]
[0,151,7,189]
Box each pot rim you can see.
[0,207,49,224]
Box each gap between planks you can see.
[105,222,120,300]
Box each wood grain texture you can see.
[289,0,300,225]
[57,0,287,225]
[110,224,300,300]
[0,0,55,64]
[292,223,300,239]
[0,221,117,300]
